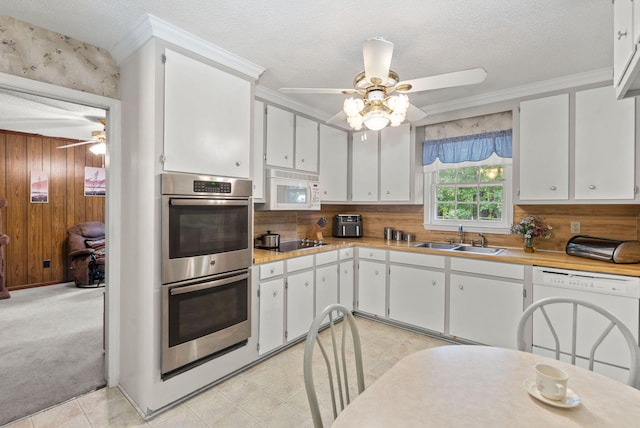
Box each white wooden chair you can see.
[303,304,365,428]
[516,296,640,388]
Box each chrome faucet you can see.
[458,224,464,244]
[478,232,486,247]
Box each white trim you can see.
[255,85,343,126]
[111,14,265,80]
[0,72,122,387]
[416,68,612,119]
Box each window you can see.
[423,130,513,233]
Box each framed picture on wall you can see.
[30,170,49,203]
[84,167,106,196]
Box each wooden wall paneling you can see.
[6,133,28,288]
[65,147,75,231]
[0,133,6,237]
[27,135,44,284]
[85,148,105,222]
[50,139,69,281]
[74,148,86,225]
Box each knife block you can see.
[307,224,324,241]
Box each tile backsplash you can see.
[255,204,640,252]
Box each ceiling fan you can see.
[280,37,487,131]
[57,118,107,154]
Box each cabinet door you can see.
[352,131,379,201]
[319,125,348,201]
[253,100,265,200]
[357,260,386,316]
[316,264,339,316]
[575,86,636,200]
[389,265,445,333]
[259,278,284,355]
[613,0,635,86]
[339,261,354,311]
[286,270,314,341]
[266,105,294,169]
[518,94,569,201]
[295,116,319,172]
[380,123,411,201]
[449,274,523,349]
[164,49,251,178]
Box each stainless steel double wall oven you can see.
[161,172,252,376]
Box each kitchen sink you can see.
[414,242,504,255]
[414,242,460,250]
[452,245,504,255]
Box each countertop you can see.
[253,237,640,277]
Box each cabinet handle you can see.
[301,158,305,163]
[618,29,628,40]
[588,185,596,190]
[305,281,309,287]
[458,284,464,290]
[550,186,556,191]
[432,280,436,286]
[285,155,289,159]
[270,268,275,274]
[273,290,278,297]
[368,191,372,196]
[374,270,379,275]
[386,190,390,195]
[235,161,241,167]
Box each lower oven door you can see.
[162,269,251,375]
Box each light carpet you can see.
[0,283,105,426]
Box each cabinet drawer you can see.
[339,247,354,260]
[287,255,314,272]
[389,250,445,269]
[358,247,387,261]
[316,250,338,265]
[450,257,524,280]
[260,261,284,279]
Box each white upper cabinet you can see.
[266,105,294,169]
[351,131,379,201]
[614,0,640,98]
[380,123,411,201]
[319,124,348,202]
[518,94,569,201]
[575,86,636,200]
[295,116,319,172]
[253,100,265,200]
[163,49,251,178]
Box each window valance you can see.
[422,129,512,165]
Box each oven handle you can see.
[170,198,249,206]
[170,272,249,295]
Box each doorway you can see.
[0,74,121,424]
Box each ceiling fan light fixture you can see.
[89,142,106,155]
[363,109,390,131]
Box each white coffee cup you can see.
[535,364,568,401]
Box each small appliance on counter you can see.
[566,235,640,264]
[254,231,280,250]
[333,214,363,238]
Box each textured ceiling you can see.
[1,0,613,129]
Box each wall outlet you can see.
[43,260,50,268]
[570,221,581,234]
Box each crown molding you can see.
[420,68,613,117]
[111,14,265,80]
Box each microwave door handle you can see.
[170,272,249,295]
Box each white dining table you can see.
[332,345,640,427]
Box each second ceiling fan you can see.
[280,37,487,131]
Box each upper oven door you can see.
[162,196,252,284]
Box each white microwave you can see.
[265,169,321,210]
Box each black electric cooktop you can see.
[256,239,332,253]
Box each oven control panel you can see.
[193,180,232,193]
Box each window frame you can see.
[423,154,513,234]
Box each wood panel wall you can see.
[0,130,105,290]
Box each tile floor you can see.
[4,317,451,428]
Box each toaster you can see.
[333,214,363,238]
[566,235,640,264]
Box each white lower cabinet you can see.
[449,273,524,349]
[258,278,284,355]
[286,270,314,342]
[316,264,339,316]
[357,260,386,316]
[389,265,445,333]
[339,261,354,311]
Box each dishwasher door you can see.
[532,268,640,384]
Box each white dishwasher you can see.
[532,266,640,384]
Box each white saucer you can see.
[523,378,581,408]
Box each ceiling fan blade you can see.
[406,103,427,122]
[363,37,394,85]
[279,88,356,95]
[326,110,346,124]
[398,68,488,93]
[56,140,96,149]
